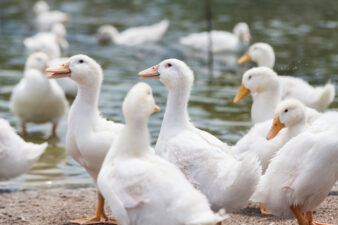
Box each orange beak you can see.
[233,84,251,103]
[266,117,285,140]
[138,65,160,79]
[154,105,160,112]
[46,62,71,79]
[237,52,251,64]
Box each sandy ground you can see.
[0,187,337,225]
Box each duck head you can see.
[238,42,275,68]
[33,1,49,15]
[138,58,194,91]
[97,25,119,45]
[233,67,279,103]
[123,82,160,124]
[267,99,306,140]
[233,22,251,43]
[26,52,49,72]
[46,54,103,86]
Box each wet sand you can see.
[0,187,337,225]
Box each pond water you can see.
[0,0,337,190]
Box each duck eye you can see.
[284,109,288,113]
[248,75,252,80]
[166,63,172,67]
[79,59,84,63]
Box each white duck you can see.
[33,1,69,32]
[139,59,261,212]
[97,20,169,46]
[10,52,68,137]
[0,118,47,179]
[251,104,338,225]
[238,42,335,111]
[233,67,322,125]
[98,82,226,225]
[24,23,68,58]
[46,54,124,224]
[180,22,251,53]
[232,99,321,173]
[24,25,77,97]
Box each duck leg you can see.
[306,211,332,225]
[51,123,57,137]
[21,123,27,137]
[260,204,272,215]
[290,205,308,225]
[70,191,118,225]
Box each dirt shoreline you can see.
[0,187,337,225]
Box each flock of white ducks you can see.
[1,1,337,225]
[97,82,226,225]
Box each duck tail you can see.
[27,142,48,161]
[314,82,335,111]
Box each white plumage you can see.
[139,59,261,212]
[180,22,251,53]
[33,1,69,32]
[98,82,226,225]
[251,110,338,224]
[10,52,68,136]
[0,118,47,179]
[46,54,123,224]
[238,42,335,111]
[97,20,169,46]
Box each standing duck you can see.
[180,22,251,53]
[139,59,261,212]
[238,42,335,111]
[46,55,123,224]
[252,101,338,225]
[10,52,68,137]
[98,82,226,225]
[0,118,47,179]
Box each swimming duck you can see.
[24,23,68,59]
[98,82,226,225]
[0,118,47,179]
[33,1,69,31]
[180,22,251,53]
[46,54,123,224]
[10,52,68,137]
[251,101,338,225]
[97,20,169,46]
[139,59,261,212]
[238,43,335,111]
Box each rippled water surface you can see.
[1,0,337,189]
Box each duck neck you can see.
[73,81,101,115]
[285,119,307,141]
[117,117,150,157]
[252,86,280,124]
[162,83,191,130]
